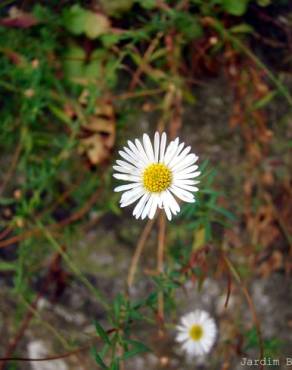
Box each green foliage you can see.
[244,327,283,357]
[63,5,110,39]
[0,0,288,367]
[100,0,135,17]
[222,0,250,16]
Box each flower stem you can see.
[157,211,166,325]
[127,218,155,289]
[223,254,264,368]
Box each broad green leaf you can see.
[222,0,250,16]
[100,0,135,17]
[63,47,105,84]
[84,13,110,39]
[138,0,156,9]
[63,5,87,35]
[63,5,110,39]
[101,33,121,48]
[62,46,85,80]
[171,11,203,40]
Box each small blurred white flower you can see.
[113,132,200,221]
[176,310,217,356]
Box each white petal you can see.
[172,181,199,193]
[123,146,147,168]
[170,185,195,203]
[113,165,141,175]
[163,138,179,165]
[182,340,196,356]
[120,188,144,207]
[198,311,209,323]
[133,193,150,219]
[118,149,136,165]
[161,191,173,220]
[164,142,185,166]
[135,138,151,165]
[116,159,141,170]
[159,132,167,162]
[164,203,172,221]
[172,154,198,172]
[176,332,189,343]
[141,195,154,220]
[181,315,192,327]
[176,164,198,175]
[174,179,200,186]
[200,339,212,353]
[113,173,141,182]
[120,186,144,203]
[114,183,141,192]
[168,145,191,169]
[165,190,180,214]
[128,140,148,165]
[174,171,201,180]
[176,324,187,332]
[158,195,163,208]
[148,195,158,219]
[127,140,148,165]
[193,341,205,356]
[143,133,155,162]
[154,131,160,162]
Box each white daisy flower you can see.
[113,132,200,221]
[176,310,217,357]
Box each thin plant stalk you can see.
[37,221,109,310]
[223,254,264,368]
[127,217,156,289]
[157,211,166,325]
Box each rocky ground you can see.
[0,73,291,370]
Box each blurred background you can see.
[0,0,291,369]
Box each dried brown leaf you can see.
[0,7,38,28]
[79,101,115,165]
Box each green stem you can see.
[223,254,264,366]
[19,295,71,350]
[206,17,292,106]
[37,221,109,310]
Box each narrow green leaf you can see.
[0,261,16,272]
[90,347,108,369]
[208,204,236,221]
[229,23,254,34]
[110,359,119,370]
[257,0,271,6]
[122,339,151,360]
[252,91,277,110]
[94,321,111,345]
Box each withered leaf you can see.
[0,7,38,28]
[79,101,115,165]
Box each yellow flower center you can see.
[189,324,204,341]
[143,163,172,193]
